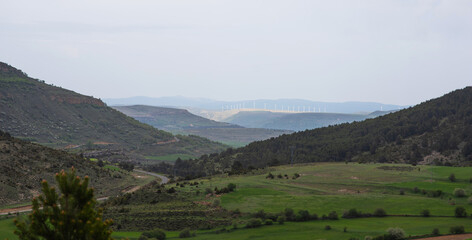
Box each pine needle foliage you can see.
[14,167,114,240]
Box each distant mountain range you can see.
[0,62,226,158]
[113,105,292,147]
[104,96,407,114]
[222,110,395,131]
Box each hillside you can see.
[0,62,226,157]
[113,105,292,147]
[156,87,472,176]
[223,111,389,131]
[0,130,134,205]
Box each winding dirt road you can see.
[0,169,168,216]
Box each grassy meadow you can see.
[1,163,471,240]
[187,163,472,216]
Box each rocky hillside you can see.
[0,62,226,157]
[0,130,133,205]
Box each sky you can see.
[1,0,471,105]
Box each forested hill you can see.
[0,130,130,205]
[230,87,472,167]
[161,87,472,177]
[0,62,226,156]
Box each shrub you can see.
[386,227,406,240]
[266,173,274,179]
[138,236,148,240]
[277,174,283,178]
[344,226,348,232]
[328,211,339,220]
[453,188,466,198]
[265,219,273,225]
[450,226,465,234]
[343,208,361,218]
[254,210,267,220]
[142,229,166,240]
[284,208,295,221]
[449,173,456,182]
[179,228,191,238]
[296,210,311,222]
[325,225,331,230]
[413,187,420,193]
[205,188,213,194]
[246,218,263,228]
[454,206,467,218]
[373,208,387,217]
[468,196,472,205]
[421,209,430,217]
[277,215,285,225]
[399,190,405,195]
[227,183,237,192]
[432,228,440,236]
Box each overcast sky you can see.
[1,0,471,105]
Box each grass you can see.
[0,217,17,240]
[177,163,472,216]
[144,154,194,162]
[111,217,472,240]
[104,165,121,171]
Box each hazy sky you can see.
[1,0,471,105]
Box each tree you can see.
[448,173,456,182]
[454,206,467,218]
[14,167,113,240]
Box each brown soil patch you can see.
[350,176,359,180]
[0,205,32,215]
[415,233,472,240]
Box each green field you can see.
[145,154,194,162]
[2,163,471,240]
[179,163,472,216]
[0,217,17,240]
[111,217,472,240]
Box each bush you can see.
[265,219,273,225]
[179,229,191,238]
[432,228,440,236]
[325,225,331,230]
[343,208,361,218]
[386,227,406,240]
[399,190,405,195]
[254,209,267,220]
[204,187,213,194]
[450,226,465,234]
[454,206,467,218]
[373,208,386,217]
[449,173,456,182]
[421,209,430,217]
[277,216,285,225]
[246,219,263,228]
[296,210,311,222]
[328,211,339,220]
[142,229,166,240]
[266,173,274,179]
[284,208,295,221]
[453,188,466,198]
[413,187,420,193]
[468,196,472,205]
[227,183,237,192]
